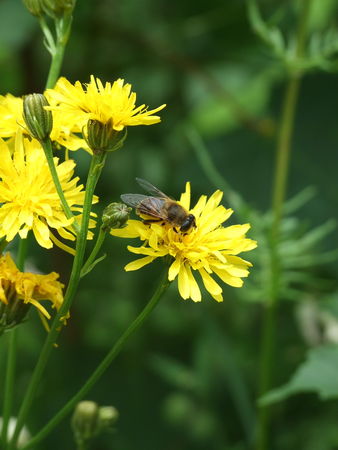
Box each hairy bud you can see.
[102,203,131,232]
[85,119,127,155]
[23,94,53,141]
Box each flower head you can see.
[0,132,97,250]
[112,183,257,302]
[46,76,166,131]
[0,93,87,151]
[0,253,64,333]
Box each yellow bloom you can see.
[0,93,87,151]
[111,183,257,302]
[0,253,64,330]
[0,132,97,250]
[46,76,166,131]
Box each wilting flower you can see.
[0,253,64,333]
[0,132,97,250]
[112,183,257,302]
[0,93,87,151]
[46,76,166,131]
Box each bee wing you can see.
[120,194,149,209]
[136,178,169,199]
[121,194,168,220]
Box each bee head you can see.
[180,214,196,232]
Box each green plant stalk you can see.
[1,238,29,446]
[45,14,73,90]
[40,138,80,235]
[186,127,247,217]
[9,153,106,450]
[1,331,17,447]
[81,227,107,277]
[21,269,170,449]
[256,1,313,449]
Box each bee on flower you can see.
[112,180,257,302]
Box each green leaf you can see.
[260,345,338,406]
[80,254,107,278]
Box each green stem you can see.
[17,238,29,272]
[9,153,106,450]
[22,269,170,449]
[1,331,17,447]
[1,238,28,446]
[40,138,79,235]
[185,126,247,217]
[0,239,9,255]
[256,1,312,449]
[45,14,73,90]
[81,228,107,277]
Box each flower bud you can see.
[102,203,131,232]
[22,0,44,16]
[42,0,75,17]
[71,401,99,446]
[85,119,127,155]
[97,406,119,431]
[0,296,31,336]
[23,94,53,141]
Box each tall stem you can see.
[41,138,79,234]
[9,153,106,450]
[22,269,170,449]
[1,332,17,446]
[80,228,106,277]
[45,15,72,90]
[256,1,312,449]
[1,238,28,446]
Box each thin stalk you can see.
[1,238,28,446]
[40,138,79,235]
[0,239,9,255]
[45,14,73,90]
[185,127,247,217]
[17,238,29,272]
[1,332,17,447]
[81,228,106,277]
[22,269,170,449]
[256,1,313,449]
[9,153,106,450]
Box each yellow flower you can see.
[0,253,64,330]
[46,76,166,131]
[0,93,88,151]
[0,132,97,250]
[111,183,257,302]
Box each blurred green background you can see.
[1,0,338,449]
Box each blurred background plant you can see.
[1,0,338,449]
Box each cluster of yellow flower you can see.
[0,75,256,329]
[0,77,165,324]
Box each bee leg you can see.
[142,219,163,225]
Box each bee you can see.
[121,178,196,232]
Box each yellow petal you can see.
[110,220,146,238]
[212,267,244,288]
[125,256,154,271]
[179,182,191,210]
[186,265,201,302]
[178,264,190,299]
[32,218,52,249]
[199,268,222,296]
[168,258,181,281]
